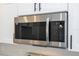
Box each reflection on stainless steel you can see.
[23,16,28,22]
[46,17,49,45]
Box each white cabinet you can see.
[17,3,34,15]
[17,3,68,16]
[38,3,68,13]
[17,3,41,15]
[68,3,79,51]
[0,4,17,44]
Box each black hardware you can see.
[34,3,36,11]
[39,3,41,11]
[70,35,72,49]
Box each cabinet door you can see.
[69,3,79,51]
[41,3,68,12]
[17,3,34,16]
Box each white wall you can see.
[68,3,79,51]
[0,4,17,44]
[41,3,68,12]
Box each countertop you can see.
[0,43,79,56]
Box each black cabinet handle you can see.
[34,3,36,11]
[39,3,41,11]
[70,35,72,49]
